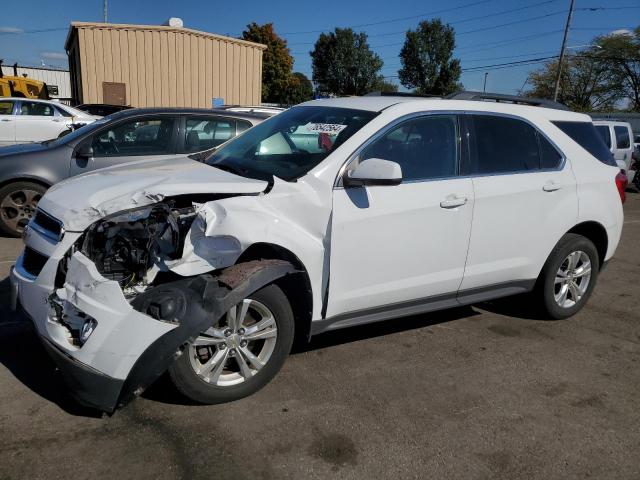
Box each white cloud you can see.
[41,52,67,61]
[0,27,24,34]
[609,29,632,37]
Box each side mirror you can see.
[343,158,402,187]
[75,142,94,159]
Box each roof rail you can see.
[365,91,441,99]
[446,91,569,111]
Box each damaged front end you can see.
[45,197,296,413]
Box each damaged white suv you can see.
[11,93,625,412]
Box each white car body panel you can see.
[0,97,99,145]
[328,178,474,316]
[10,96,625,402]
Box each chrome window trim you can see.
[333,109,567,189]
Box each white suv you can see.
[11,93,625,412]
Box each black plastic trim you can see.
[311,279,535,336]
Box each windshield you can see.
[205,106,378,181]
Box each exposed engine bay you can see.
[75,199,199,293]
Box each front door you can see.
[327,114,474,317]
[69,115,177,176]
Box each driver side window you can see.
[91,116,175,157]
[361,115,459,182]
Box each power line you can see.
[286,0,562,45]
[279,0,495,35]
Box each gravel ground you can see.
[0,193,638,480]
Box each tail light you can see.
[615,171,628,203]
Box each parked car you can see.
[0,98,100,147]
[75,103,133,117]
[11,93,624,412]
[220,105,286,115]
[593,120,636,184]
[0,107,270,236]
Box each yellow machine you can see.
[0,60,50,99]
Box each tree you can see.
[595,27,640,111]
[398,19,461,96]
[284,72,314,105]
[311,28,383,96]
[370,77,399,93]
[527,50,621,111]
[242,23,294,103]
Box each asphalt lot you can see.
[1,194,639,480]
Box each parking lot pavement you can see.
[1,195,639,480]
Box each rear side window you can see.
[614,126,630,149]
[552,121,616,166]
[595,125,611,148]
[466,115,559,174]
[182,117,236,153]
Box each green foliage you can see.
[398,19,461,96]
[311,28,384,96]
[242,22,294,103]
[528,26,639,112]
[594,27,640,111]
[527,53,620,112]
[285,72,314,105]
[370,77,399,93]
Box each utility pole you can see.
[553,0,575,102]
[483,72,488,93]
[103,0,108,23]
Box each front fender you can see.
[117,259,297,410]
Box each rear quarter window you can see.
[552,121,616,166]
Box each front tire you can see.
[168,283,294,404]
[537,233,599,320]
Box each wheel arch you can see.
[567,221,608,268]
[0,176,52,191]
[236,242,314,346]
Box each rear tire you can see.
[168,283,294,404]
[0,181,47,237]
[536,233,599,320]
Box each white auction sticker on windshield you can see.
[299,123,347,135]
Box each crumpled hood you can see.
[38,156,268,231]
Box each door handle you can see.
[0,119,11,122]
[542,182,562,192]
[440,195,468,209]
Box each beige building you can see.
[65,21,266,107]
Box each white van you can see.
[593,120,635,183]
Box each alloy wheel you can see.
[554,250,592,308]
[0,188,41,234]
[188,299,278,387]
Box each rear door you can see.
[459,114,578,293]
[14,100,66,143]
[0,100,16,145]
[69,115,178,176]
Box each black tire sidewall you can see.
[0,181,47,237]
[168,283,294,404]
[540,234,600,319]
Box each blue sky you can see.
[0,0,637,94]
